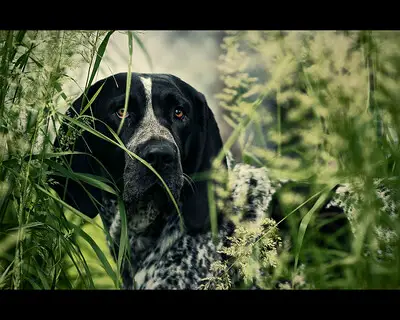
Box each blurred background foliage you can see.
[1,30,400,289]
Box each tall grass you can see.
[1,30,400,290]
[0,30,153,289]
[215,31,400,289]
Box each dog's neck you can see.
[100,194,182,267]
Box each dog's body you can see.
[54,72,238,289]
[53,72,351,289]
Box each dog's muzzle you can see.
[123,139,184,207]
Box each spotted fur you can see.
[99,155,276,290]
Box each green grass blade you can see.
[132,32,153,71]
[45,158,117,197]
[26,277,42,290]
[34,263,51,290]
[68,172,114,185]
[207,181,218,242]
[73,172,117,195]
[79,82,105,116]
[56,267,73,289]
[46,158,117,195]
[54,81,68,102]
[294,187,333,271]
[0,260,14,289]
[14,30,27,45]
[62,240,95,289]
[6,222,45,232]
[35,183,105,230]
[68,220,120,288]
[28,54,43,68]
[85,31,115,96]
[117,198,129,283]
[117,31,133,135]
[12,47,32,71]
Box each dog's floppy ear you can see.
[52,81,106,218]
[181,91,227,233]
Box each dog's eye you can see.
[116,108,129,119]
[174,108,185,120]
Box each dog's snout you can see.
[123,138,182,204]
[141,141,176,170]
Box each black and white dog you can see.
[53,72,351,289]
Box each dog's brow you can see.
[109,93,137,109]
[161,91,189,107]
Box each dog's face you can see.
[122,76,185,211]
[55,72,225,233]
[86,74,195,208]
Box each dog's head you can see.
[54,73,225,233]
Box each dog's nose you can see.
[141,141,176,170]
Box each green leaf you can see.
[117,198,129,284]
[80,82,105,116]
[62,238,95,289]
[35,183,104,230]
[26,277,42,290]
[132,32,153,71]
[6,222,45,232]
[45,159,117,195]
[54,81,68,102]
[35,265,51,289]
[85,31,115,95]
[69,220,120,288]
[294,186,334,271]
[117,31,133,135]
[0,260,14,289]
[207,181,218,243]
